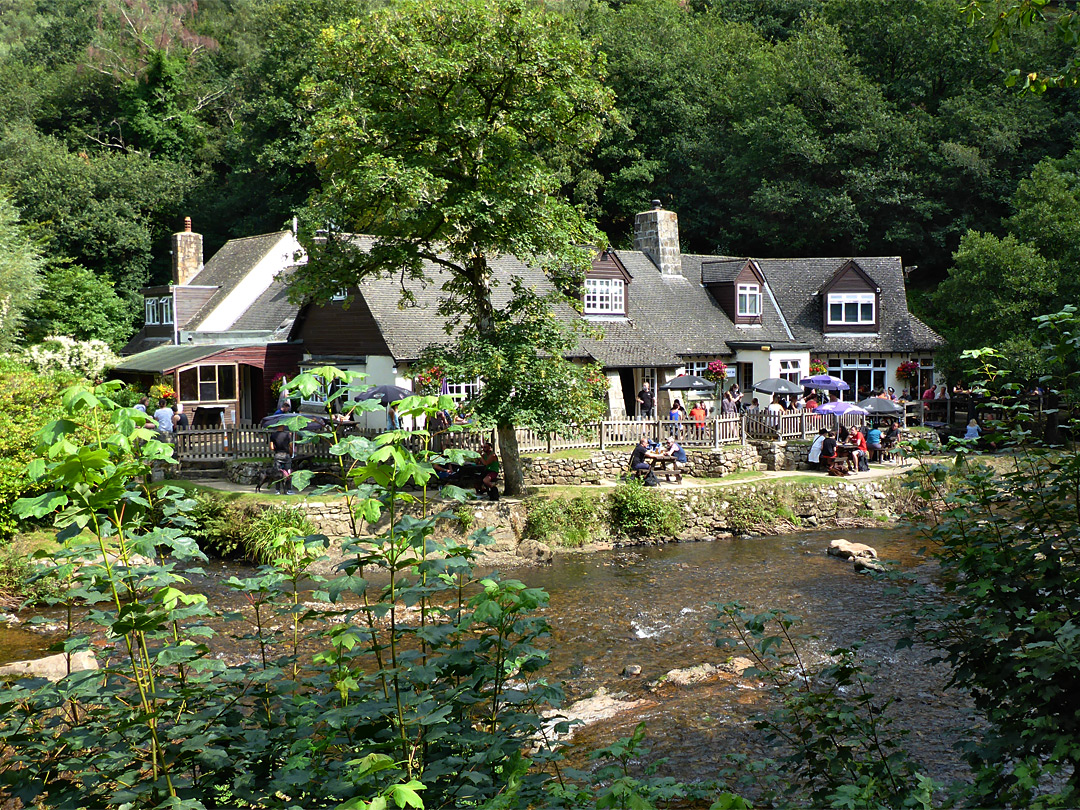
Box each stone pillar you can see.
[633,201,681,276]
[606,370,626,418]
[172,217,203,286]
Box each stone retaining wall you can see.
[521,445,762,485]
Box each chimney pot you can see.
[184,216,192,232]
[651,199,662,209]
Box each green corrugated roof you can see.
[112,345,227,373]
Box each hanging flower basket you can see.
[896,360,920,381]
[704,359,728,384]
[413,365,443,396]
[149,382,176,402]
[809,358,828,376]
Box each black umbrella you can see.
[658,374,714,391]
[354,384,414,406]
[752,377,804,395]
[856,397,904,415]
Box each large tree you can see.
[296,0,614,495]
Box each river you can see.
[1,524,973,786]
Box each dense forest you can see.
[1,0,1078,371]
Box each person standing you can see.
[637,382,654,419]
[268,423,295,495]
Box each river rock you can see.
[654,662,724,688]
[854,558,887,574]
[622,664,642,677]
[541,687,652,742]
[0,651,98,682]
[516,538,553,564]
[719,656,756,676]
[827,539,878,560]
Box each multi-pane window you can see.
[737,284,761,317]
[178,365,237,402]
[779,359,801,383]
[446,378,482,401]
[584,278,625,315]
[160,296,173,325]
[827,292,875,324]
[145,298,159,325]
[827,357,887,395]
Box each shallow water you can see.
[1,526,972,783]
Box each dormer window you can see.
[145,298,159,325]
[828,292,875,325]
[584,277,625,315]
[160,296,173,325]
[737,284,761,317]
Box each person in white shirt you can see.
[767,395,784,415]
[808,428,828,469]
[153,400,174,434]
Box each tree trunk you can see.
[497,423,524,497]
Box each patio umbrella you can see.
[815,401,867,415]
[354,384,414,406]
[752,377,804,395]
[800,374,850,391]
[658,374,714,391]
[856,397,904,415]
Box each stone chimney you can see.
[634,200,681,276]
[172,216,203,286]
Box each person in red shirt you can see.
[850,425,869,471]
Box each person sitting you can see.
[964,418,981,441]
[808,428,828,470]
[820,430,846,476]
[866,424,883,462]
[629,436,652,479]
[850,425,870,472]
[882,421,901,461]
[663,436,688,482]
[477,442,500,501]
[767,396,784,415]
[747,398,761,414]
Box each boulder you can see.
[516,538,553,564]
[854,558,887,574]
[719,656,756,676]
[827,539,878,560]
[655,662,723,688]
[0,651,98,682]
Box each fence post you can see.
[546,432,552,454]
[800,412,807,440]
[739,415,746,446]
[713,417,719,449]
[600,422,606,451]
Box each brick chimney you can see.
[634,200,681,276]
[172,216,203,285]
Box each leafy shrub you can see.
[607,480,682,538]
[242,505,318,566]
[185,491,263,559]
[723,493,776,534]
[23,335,117,379]
[524,493,606,547]
[0,356,77,539]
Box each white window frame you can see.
[584,277,625,315]
[446,377,482,401]
[827,357,887,394]
[827,292,876,325]
[145,297,159,325]
[737,283,761,317]
[779,359,801,383]
[331,288,348,301]
[160,296,173,325]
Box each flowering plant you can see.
[413,365,443,396]
[809,358,828,376]
[896,360,920,381]
[584,365,609,399]
[149,382,176,402]
[269,373,287,401]
[704,359,728,384]
[24,336,118,380]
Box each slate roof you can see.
[293,237,943,367]
[184,231,293,330]
[230,273,298,338]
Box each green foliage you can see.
[716,603,939,809]
[23,262,134,349]
[905,438,1080,806]
[184,490,263,559]
[608,479,682,538]
[723,492,777,535]
[1,374,570,808]
[0,357,76,539]
[523,493,606,547]
[0,192,43,349]
[242,504,318,567]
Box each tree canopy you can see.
[298,0,615,494]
